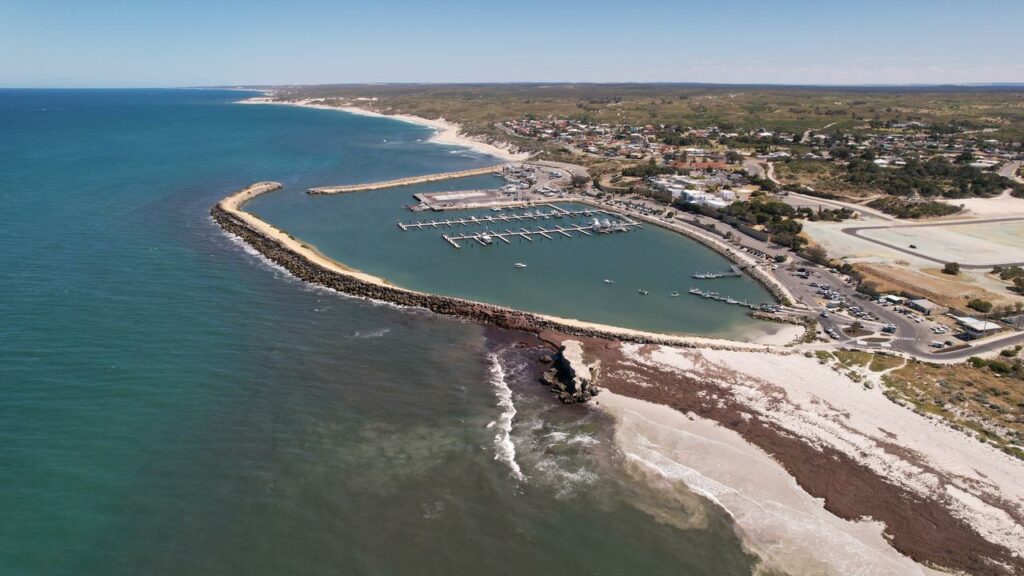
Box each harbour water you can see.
[1,89,761,574]
[245,179,779,340]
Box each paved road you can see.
[783,191,895,221]
[998,160,1022,182]
[840,216,1024,269]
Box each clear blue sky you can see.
[3,0,1022,87]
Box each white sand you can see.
[957,190,1024,218]
[600,390,944,576]
[620,344,1024,560]
[239,97,529,162]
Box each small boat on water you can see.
[514,263,527,268]
[492,207,503,212]
[480,233,493,245]
[638,289,649,295]
[603,279,615,284]
[689,288,702,295]
[670,291,680,297]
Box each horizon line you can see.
[3,81,1024,91]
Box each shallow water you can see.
[1,89,759,575]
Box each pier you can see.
[687,288,773,311]
[691,265,744,280]
[308,165,506,195]
[396,205,611,230]
[440,222,640,248]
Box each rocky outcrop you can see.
[538,340,600,403]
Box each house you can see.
[953,316,1002,340]
[881,295,906,305]
[907,298,943,316]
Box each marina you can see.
[396,204,625,230]
[397,203,642,248]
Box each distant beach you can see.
[239,96,530,162]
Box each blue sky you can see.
[2,0,1022,87]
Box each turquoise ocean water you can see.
[0,89,759,575]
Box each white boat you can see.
[480,234,493,245]
[638,289,649,295]
[670,292,680,297]
[603,279,615,284]
[514,263,527,268]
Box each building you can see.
[881,295,906,305]
[907,298,943,316]
[953,316,1002,340]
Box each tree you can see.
[570,175,590,189]
[725,150,743,164]
[942,262,961,275]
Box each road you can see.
[998,160,1022,182]
[783,191,895,221]
[564,186,1023,361]
[840,216,1024,269]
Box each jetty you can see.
[396,204,611,230]
[308,165,506,195]
[687,287,774,311]
[440,221,638,248]
[691,265,744,280]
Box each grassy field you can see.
[268,83,1024,144]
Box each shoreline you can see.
[566,335,1024,575]
[598,389,945,575]
[238,96,530,162]
[214,182,793,349]
[572,196,799,306]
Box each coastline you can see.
[598,390,945,576]
[213,178,1021,571]
[572,196,799,306]
[238,96,530,162]
[213,182,792,350]
[570,336,1024,575]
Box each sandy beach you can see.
[239,96,529,162]
[563,335,1024,575]
[599,390,944,575]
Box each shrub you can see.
[967,298,993,313]
[942,262,961,275]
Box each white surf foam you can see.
[487,353,524,482]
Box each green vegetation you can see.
[867,196,961,219]
[621,163,675,178]
[717,200,806,249]
[942,262,961,275]
[882,359,1024,459]
[845,156,1023,199]
[993,265,1024,292]
[967,298,994,313]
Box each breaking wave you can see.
[487,353,524,481]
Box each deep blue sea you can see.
[0,89,757,575]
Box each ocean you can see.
[0,89,759,575]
